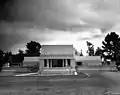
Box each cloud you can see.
[76,28,102,41]
[0,22,27,50]
[106,23,120,36]
[0,0,120,54]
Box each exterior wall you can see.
[75,56,101,66]
[39,58,76,76]
[75,56,101,61]
[24,57,39,62]
[23,62,38,67]
[39,59,44,73]
[71,59,76,68]
[23,57,40,67]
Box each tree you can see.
[95,47,102,56]
[102,32,120,67]
[80,49,83,56]
[18,49,24,55]
[0,49,5,71]
[17,49,24,66]
[0,49,4,58]
[75,50,78,55]
[0,50,13,70]
[86,41,95,56]
[4,51,12,66]
[25,41,41,56]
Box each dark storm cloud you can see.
[0,0,120,52]
[0,0,14,21]
[0,22,27,51]
[0,0,15,50]
[0,0,86,51]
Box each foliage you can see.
[102,32,120,67]
[28,65,39,72]
[80,50,83,56]
[95,47,102,56]
[75,50,78,55]
[0,50,11,71]
[17,49,24,63]
[86,41,95,56]
[0,49,4,58]
[18,49,24,55]
[0,49,4,71]
[25,41,41,56]
[4,51,12,62]
[9,49,24,66]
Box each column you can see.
[62,59,64,67]
[49,59,51,68]
[47,59,49,68]
[65,59,68,67]
[50,59,52,68]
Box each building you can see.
[23,45,104,76]
[75,56,102,66]
[39,45,76,76]
[23,57,39,67]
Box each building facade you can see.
[39,45,76,75]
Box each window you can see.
[76,62,83,66]
[44,59,47,67]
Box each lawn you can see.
[0,73,118,95]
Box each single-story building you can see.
[75,56,102,66]
[23,57,39,67]
[39,45,76,76]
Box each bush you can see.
[28,65,39,72]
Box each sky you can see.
[0,0,120,55]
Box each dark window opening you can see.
[76,61,83,66]
[67,59,70,66]
[52,59,63,67]
[44,59,47,67]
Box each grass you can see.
[1,66,120,95]
[0,72,118,95]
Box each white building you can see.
[39,45,76,76]
[75,56,101,66]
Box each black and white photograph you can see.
[0,0,120,94]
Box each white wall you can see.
[71,59,76,68]
[24,57,39,62]
[75,56,101,66]
[39,59,44,72]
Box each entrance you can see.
[52,59,63,67]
